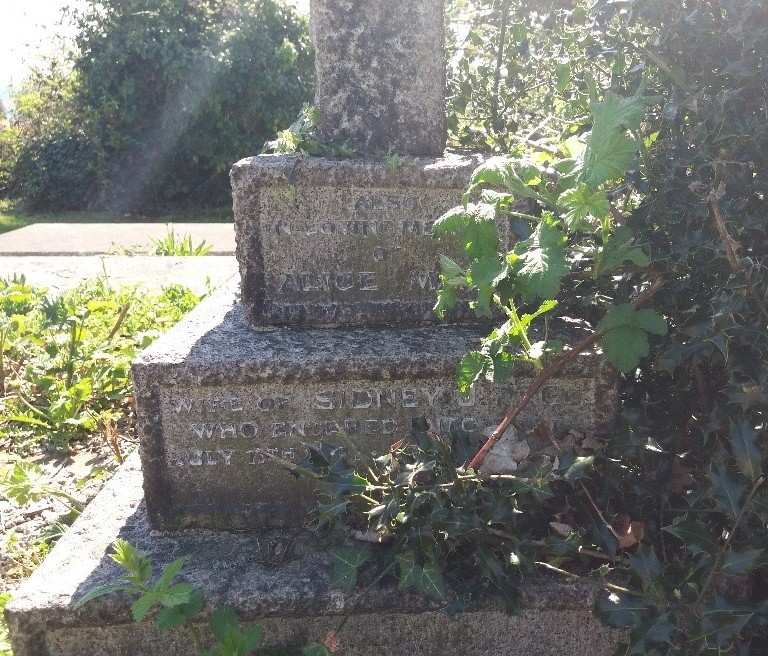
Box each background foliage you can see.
[0,0,313,212]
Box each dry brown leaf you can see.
[669,458,695,495]
[549,521,574,538]
[323,631,341,653]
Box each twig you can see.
[579,480,621,541]
[535,561,656,600]
[467,275,663,470]
[708,191,742,273]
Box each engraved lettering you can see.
[240,422,258,438]
[282,448,296,461]
[325,421,341,435]
[219,450,235,465]
[173,398,194,414]
[204,450,219,466]
[359,272,378,291]
[289,421,305,438]
[272,422,287,438]
[220,424,236,439]
[191,423,215,439]
[461,418,479,432]
[382,419,397,434]
[335,273,354,291]
[422,387,443,407]
[375,389,399,409]
[402,388,418,408]
[351,390,372,409]
[188,450,204,466]
[410,272,440,291]
[276,222,292,236]
[344,419,360,434]
[364,419,379,434]
[280,274,298,292]
[458,389,476,407]
[316,393,333,410]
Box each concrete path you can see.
[0,223,236,255]
[0,223,239,295]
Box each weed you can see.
[0,592,12,656]
[151,226,212,256]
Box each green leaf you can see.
[467,256,504,317]
[730,421,763,482]
[598,305,667,372]
[628,545,664,596]
[433,206,470,236]
[419,560,446,600]
[73,583,130,610]
[596,226,650,275]
[397,552,422,589]
[210,605,240,645]
[601,325,650,373]
[459,219,499,261]
[580,92,647,187]
[433,285,457,319]
[158,582,193,608]
[625,614,675,655]
[154,557,186,592]
[721,548,764,574]
[457,351,490,394]
[155,588,204,630]
[558,183,610,231]
[561,455,595,480]
[329,546,371,591]
[710,463,746,519]
[111,539,152,584]
[510,214,568,300]
[593,593,654,628]
[302,644,334,656]
[663,520,720,556]
[439,255,466,286]
[131,590,162,622]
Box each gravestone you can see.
[6,2,623,654]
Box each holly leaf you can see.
[558,183,610,231]
[720,548,764,574]
[329,546,371,590]
[629,545,665,596]
[663,519,720,556]
[730,421,763,482]
[710,463,746,519]
[510,214,568,300]
[594,592,655,628]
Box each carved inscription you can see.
[258,187,482,305]
[160,379,593,474]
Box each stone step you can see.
[5,452,622,656]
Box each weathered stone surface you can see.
[5,452,623,656]
[310,0,446,155]
[132,284,619,530]
[232,153,503,327]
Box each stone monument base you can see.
[132,284,618,530]
[5,452,622,656]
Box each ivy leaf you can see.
[558,183,610,231]
[598,305,667,372]
[457,351,490,394]
[419,560,446,600]
[329,546,371,590]
[510,214,568,300]
[397,552,422,589]
[663,519,720,556]
[730,421,763,482]
[580,92,647,187]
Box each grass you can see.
[0,201,233,236]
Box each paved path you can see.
[0,223,236,255]
[0,223,239,295]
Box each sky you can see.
[0,0,309,110]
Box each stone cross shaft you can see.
[310,0,447,156]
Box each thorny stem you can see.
[708,192,768,323]
[695,475,765,606]
[536,561,658,601]
[467,275,663,470]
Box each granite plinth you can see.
[5,452,622,656]
[132,284,619,531]
[231,153,503,327]
[310,0,446,155]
